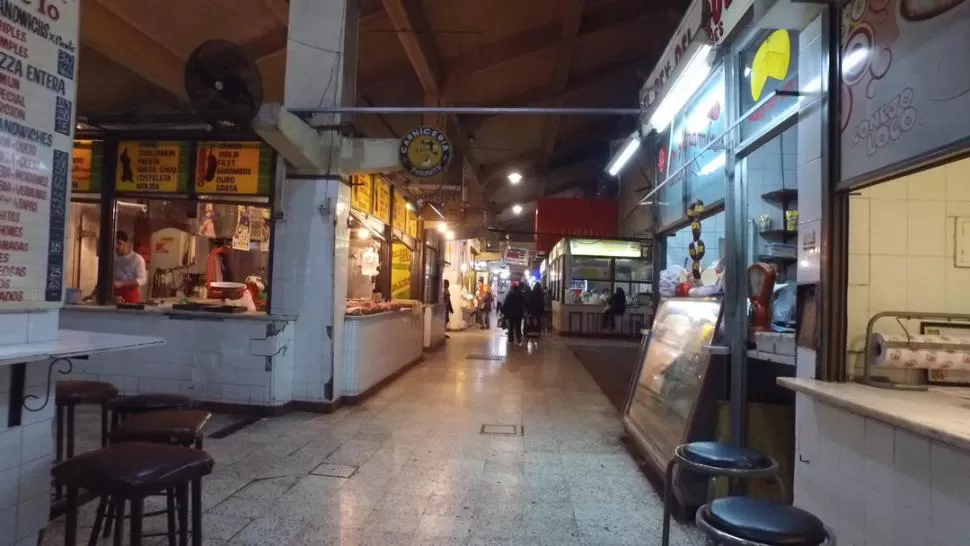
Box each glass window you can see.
[665,211,726,274]
[739,29,801,140]
[571,257,611,280]
[615,259,651,282]
[66,202,102,296]
[743,124,798,271]
[668,68,727,208]
[109,198,271,308]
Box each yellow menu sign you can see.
[373,177,391,224]
[392,192,407,232]
[116,141,190,193]
[406,209,418,238]
[195,142,271,195]
[391,242,412,299]
[72,140,103,193]
[350,174,373,214]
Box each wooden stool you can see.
[54,380,117,499]
[696,497,833,545]
[106,393,193,430]
[52,442,214,546]
[96,410,212,544]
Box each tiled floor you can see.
[43,329,705,545]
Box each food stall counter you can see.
[64,302,295,322]
[342,301,423,399]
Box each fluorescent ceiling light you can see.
[405,201,415,211]
[507,172,523,184]
[512,204,523,215]
[445,230,455,240]
[606,133,641,176]
[436,223,448,233]
[698,152,726,176]
[649,45,713,133]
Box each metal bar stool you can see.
[662,442,784,546]
[54,380,118,499]
[696,497,835,545]
[92,409,212,545]
[53,442,214,546]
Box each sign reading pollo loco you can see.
[0,0,79,309]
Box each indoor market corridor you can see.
[43,330,704,546]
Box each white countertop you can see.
[0,330,165,367]
[778,377,970,452]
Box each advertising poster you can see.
[392,192,407,232]
[195,141,271,195]
[0,0,80,308]
[116,141,190,193]
[391,242,411,299]
[841,0,970,182]
[72,140,103,193]
[350,173,373,214]
[373,177,391,224]
[406,208,418,238]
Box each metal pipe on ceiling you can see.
[295,106,645,125]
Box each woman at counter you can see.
[601,287,626,331]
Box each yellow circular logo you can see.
[399,126,452,178]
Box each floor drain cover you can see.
[311,463,358,479]
[466,355,506,361]
[481,424,523,436]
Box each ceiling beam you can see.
[80,1,188,101]
[264,0,289,25]
[537,0,586,182]
[380,0,442,95]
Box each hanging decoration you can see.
[687,200,705,281]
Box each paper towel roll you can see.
[870,333,970,369]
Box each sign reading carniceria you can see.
[399,126,452,178]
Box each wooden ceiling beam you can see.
[80,1,188,101]
[380,0,442,96]
[264,0,289,25]
[537,0,586,184]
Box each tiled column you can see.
[272,0,355,403]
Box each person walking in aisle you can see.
[443,279,453,339]
[527,283,545,337]
[480,287,495,329]
[502,283,526,344]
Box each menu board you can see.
[0,1,79,309]
[72,140,103,193]
[195,141,271,195]
[405,208,418,238]
[391,242,412,299]
[116,141,190,193]
[392,192,407,232]
[373,177,391,224]
[625,298,722,467]
[350,173,373,214]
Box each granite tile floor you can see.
[42,329,705,545]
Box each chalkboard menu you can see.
[0,1,80,309]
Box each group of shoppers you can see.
[501,282,545,344]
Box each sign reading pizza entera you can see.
[72,140,103,193]
[399,126,452,178]
[0,0,80,309]
[195,141,272,195]
[116,141,191,193]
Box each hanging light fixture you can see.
[606,131,641,177]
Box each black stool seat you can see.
[52,442,213,496]
[56,380,117,404]
[107,393,193,414]
[704,497,828,545]
[679,441,773,470]
[112,410,212,447]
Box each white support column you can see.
[271,0,356,403]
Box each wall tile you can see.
[869,255,908,313]
[847,254,869,286]
[893,430,931,514]
[944,266,970,313]
[848,196,870,255]
[907,200,946,257]
[846,285,869,351]
[867,176,908,200]
[869,198,908,256]
[906,257,947,312]
[945,158,970,201]
[908,166,947,200]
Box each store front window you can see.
[66,202,102,297]
[739,29,801,141]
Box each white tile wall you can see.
[342,312,423,396]
[846,158,970,377]
[0,359,56,546]
[795,396,970,546]
[59,310,295,407]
